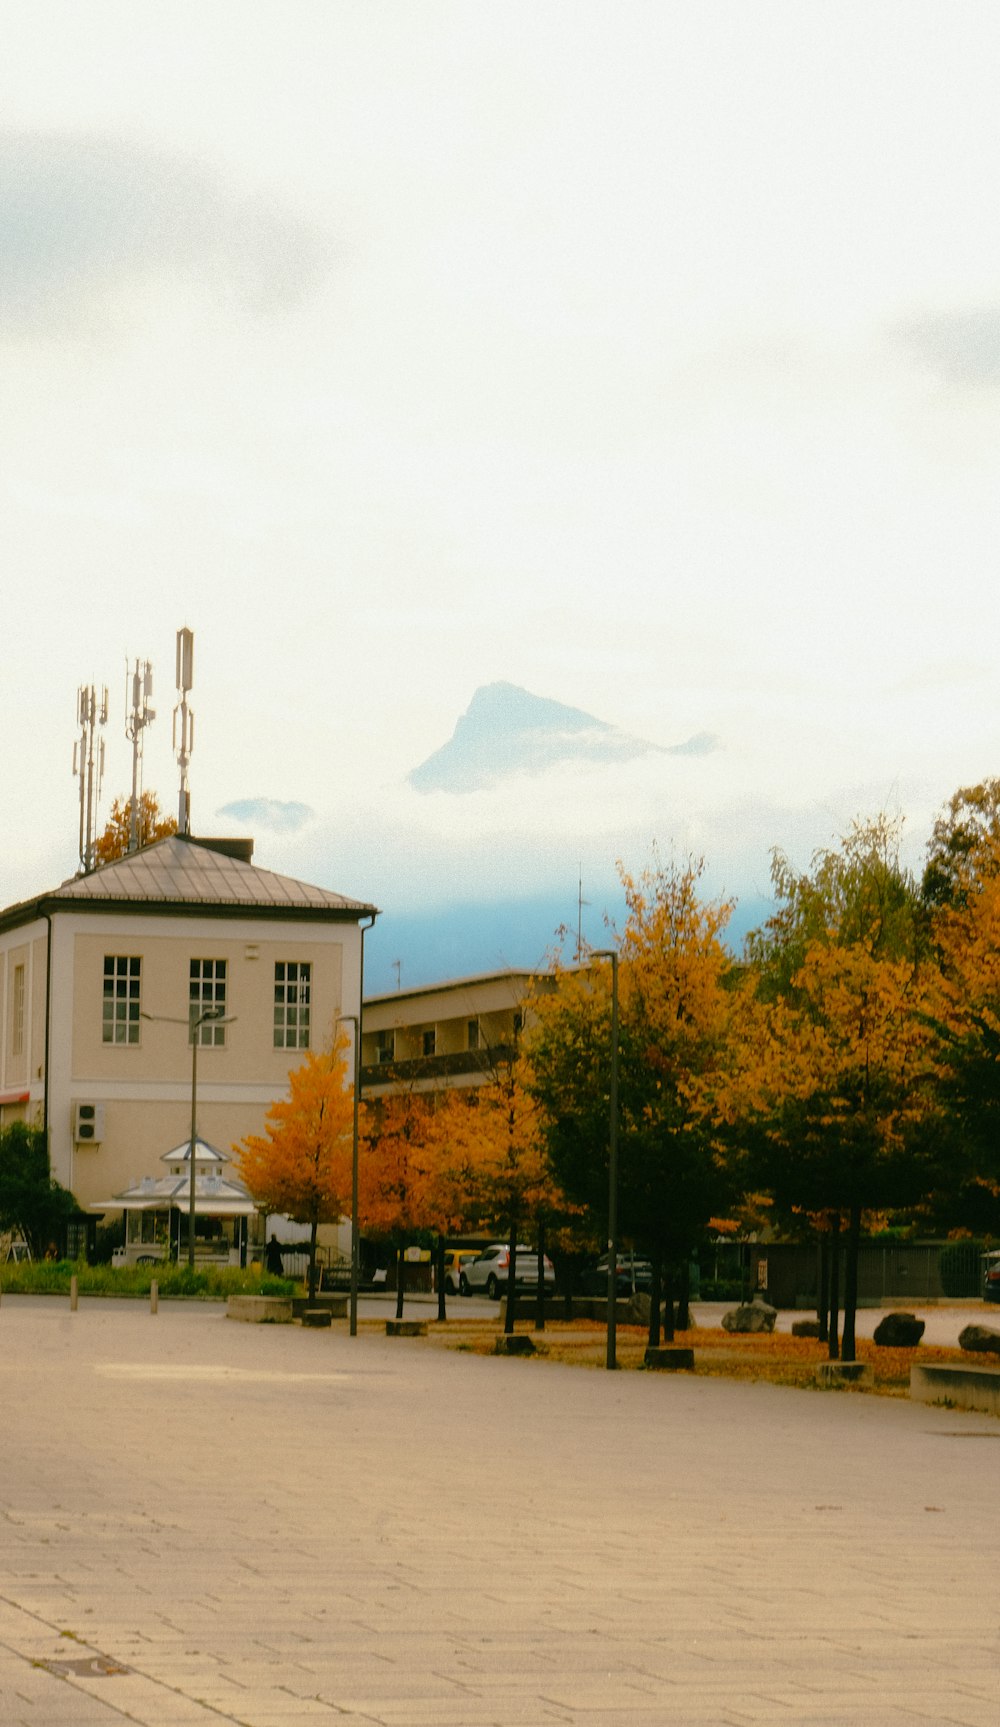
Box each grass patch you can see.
[425,1318,976,1395]
[0,1260,294,1300]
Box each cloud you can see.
[666,731,722,758]
[216,798,313,834]
[0,130,331,339]
[899,307,1000,388]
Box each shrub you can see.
[0,1261,293,1299]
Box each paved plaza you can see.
[1,1296,997,1726]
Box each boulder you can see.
[873,1312,925,1348]
[721,1299,777,1334]
[791,1319,821,1338]
[958,1323,1000,1357]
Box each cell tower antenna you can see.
[125,657,156,852]
[72,683,108,874]
[172,627,194,836]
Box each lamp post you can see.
[336,1013,361,1337]
[142,1003,233,1270]
[591,948,619,1371]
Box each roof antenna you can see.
[125,657,155,852]
[72,683,108,874]
[173,627,194,836]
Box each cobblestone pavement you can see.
[1,1296,997,1726]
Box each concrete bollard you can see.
[150,1280,159,1314]
[70,1274,78,1312]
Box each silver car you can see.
[460,1243,555,1299]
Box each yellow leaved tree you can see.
[95,792,176,864]
[236,1040,353,1301]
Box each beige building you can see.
[360,968,554,1099]
[0,833,376,1253]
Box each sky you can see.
[3,2,1000,991]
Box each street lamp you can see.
[336,1013,361,1337]
[591,948,619,1371]
[142,1003,234,1269]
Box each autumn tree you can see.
[529,855,738,1346]
[95,791,177,864]
[236,1040,353,1300]
[734,818,942,1360]
[357,1087,455,1319]
[921,778,1000,908]
[921,828,1000,1236]
[445,1048,566,1334]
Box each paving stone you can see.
[0,1296,996,1726]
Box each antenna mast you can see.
[125,658,156,852]
[173,627,194,836]
[72,683,108,874]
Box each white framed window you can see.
[274,961,311,1049]
[422,1028,436,1057]
[190,959,227,1045]
[376,1029,395,1064]
[467,1018,480,1050]
[102,956,141,1046]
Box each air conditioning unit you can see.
[73,1102,105,1144]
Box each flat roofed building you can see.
[360,967,555,1098]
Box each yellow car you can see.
[442,1249,479,1294]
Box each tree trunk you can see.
[817,1234,830,1344]
[676,1258,691,1331]
[436,1235,447,1323]
[647,1253,662,1348]
[841,1202,862,1363]
[662,1262,675,1343]
[395,1242,405,1320]
[827,1215,841,1361]
[504,1214,518,1336]
[307,1218,318,1304]
[534,1217,546,1332]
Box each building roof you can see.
[0,834,378,932]
[364,966,542,1009]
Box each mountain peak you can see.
[408,682,662,794]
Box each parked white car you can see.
[459,1243,555,1299]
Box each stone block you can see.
[493,1334,535,1355]
[385,1319,427,1337]
[911,1362,1000,1415]
[226,1295,293,1324]
[301,1308,332,1328]
[815,1360,872,1387]
[644,1347,694,1370]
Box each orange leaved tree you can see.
[95,792,176,863]
[236,1040,353,1301]
[446,1049,564,1335]
[357,1088,445,1319]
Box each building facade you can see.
[0,834,377,1238]
[360,968,554,1099]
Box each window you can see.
[274,961,311,1049]
[102,956,141,1045]
[422,1028,436,1057]
[189,959,227,1045]
[376,1029,395,1065]
[467,1019,480,1050]
[11,964,25,1056]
